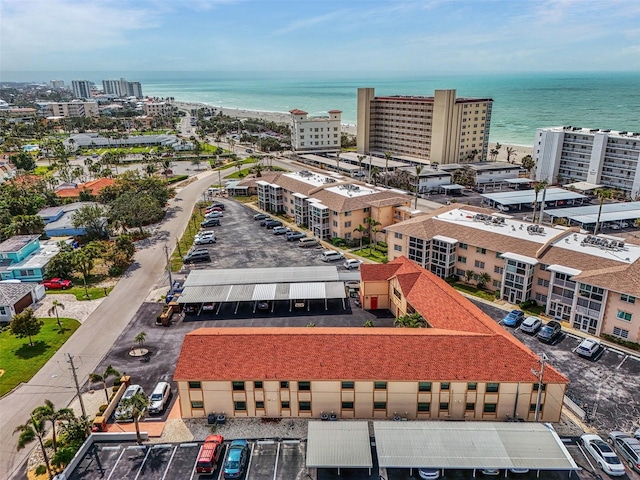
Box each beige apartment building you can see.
[357,88,493,165]
[290,109,342,154]
[142,101,169,117]
[385,205,640,344]
[44,101,99,118]
[253,171,413,240]
[174,258,567,422]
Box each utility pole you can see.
[66,353,86,418]
[532,353,548,422]
[163,244,173,293]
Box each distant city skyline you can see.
[1,0,639,75]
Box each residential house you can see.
[0,282,44,323]
[0,235,60,282]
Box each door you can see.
[508,290,517,304]
[370,296,378,309]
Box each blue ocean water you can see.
[4,71,640,146]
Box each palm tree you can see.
[357,154,365,176]
[383,151,392,187]
[89,365,121,402]
[414,165,423,209]
[47,299,65,332]
[532,180,548,223]
[364,217,381,251]
[394,313,426,328]
[594,188,613,235]
[465,269,475,284]
[353,224,367,250]
[119,391,150,444]
[33,400,74,453]
[14,414,53,479]
[370,166,380,186]
[134,331,147,349]
[474,272,491,290]
[370,225,380,254]
[505,146,517,164]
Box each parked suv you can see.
[608,431,640,473]
[184,249,211,263]
[343,259,363,270]
[536,320,562,343]
[201,218,221,227]
[115,385,145,422]
[148,381,171,414]
[321,250,344,262]
[286,231,306,241]
[265,220,283,229]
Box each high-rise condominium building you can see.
[50,80,65,89]
[534,126,640,197]
[101,78,143,98]
[102,79,122,96]
[126,81,143,98]
[71,80,92,99]
[357,88,492,165]
[290,109,342,154]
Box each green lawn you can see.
[0,317,80,397]
[170,207,206,272]
[47,286,113,301]
[352,247,387,263]
[225,167,254,179]
[453,283,496,302]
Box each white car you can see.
[418,468,440,479]
[575,338,601,358]
[195,232,216,245]
[519,316,542,334]
[581,434,626,476]
[343,259,363,270]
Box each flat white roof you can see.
[325,184,378,198]
[505,178,534,184]
[184,267,339,286]
[307,421,373,468]
[339,152,407,169]
[178,281,347,303]
[481,187,586,206]
[547,264,582,276]
[501,252,539,265]
[435,208,640,264]
[546,201,640,225]
[373,421,579,470]
[563,181,603,191]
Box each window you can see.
[613,327,629,339]
[467,382,477,391]
[374,402,387,410]
[486,383,499,393]
[332,220,338,227]
[476,247,486,254]
[439,402,449,411]
[394,245,402,252]
[492,280,501,288]
[298,381,311,391]
[483,403,497,413]
[254,381,263,389]
[393,288,401,299]
[191,400,203,409]
[344,211,352,217]
[374,381,387,390]
[280,381,289,389]
[417,402,430,412]
[0,306,6,316]
[188,381,201,389]
[299,401,311,411]
[459,243,468,250]
[617,310,632,321]
[342,401,354,409]
[256,401,265,409]
[345,221,351,228]
[466,403,476,411]
[496,252,503,259]
[621,294,636,304]
[281,401,290,409]
[234,401,246,411]
[475,260,485,269]
[533,383,546,391]
[342,381,354,389]
[418,382,432,392]
[537,278,549,287]
[394,232,403,239]
[494,266,503,274]
[232,381,245,391]
[457,256,467,263]
[530,403,542,413]
[441,382,450,391]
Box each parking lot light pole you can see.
[532,353,548,422]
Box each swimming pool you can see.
[22,144,39,152]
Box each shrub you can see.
[167,174,188,184]
[113,377,122,386]
[377,241,388,248]
[98,404,108,414]
[375,244,388,253]
[112,386,119,393]
[35,465,47,475]
[44,439,53,448]
[602,334,640,351]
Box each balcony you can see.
[575,305,602,318]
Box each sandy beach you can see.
[174,101,531,161]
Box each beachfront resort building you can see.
[384,204,640,344]
[534,127,640,198]
[289,109,342,154]
[174,257,567,422]
[102,78,144,98]
[71,80,93,99]
[251,170,413,240]
[356,88,493,165]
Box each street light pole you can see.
[532,353,548,422]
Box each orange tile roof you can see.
[289,109,308,115]
[56,178,115,198]
[174,327,567,384]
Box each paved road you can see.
[0,170,216,479]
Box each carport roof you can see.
[481,187,586,206]
[373,421,579,470]
[178,281,347,303]
[183,266,339,286]
[306,421,373,468]
[545,201,640,224]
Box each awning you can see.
[433,235,458,245]
[307,421,373,469]
[500,252,539,265]
[441,184,464,190]
[547,264,582,276]
[373,421,579,471]
[563,181,603,192]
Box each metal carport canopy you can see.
[306,421,373,468]
[373,421,579,470]
[178,282,347,303]
[481,187,586,206]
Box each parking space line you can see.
[272,442,281,480]
[160,445,178,480]
[616,354,629,369]
[106,447,126,480]
[133,446,151,480]
[245,442,256,479]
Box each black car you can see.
[265,220,283,229]
[183,250,211,263]
[536,320,562,343]
[210,202,225,210]
[201,218,221,227]
[253,213,269,221]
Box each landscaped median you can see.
[47,286,114,301]
[170,204,206,272]
[0,317,80,397]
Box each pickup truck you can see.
[42,278,73,290]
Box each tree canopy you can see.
[10,308,44,346]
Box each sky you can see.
[1,0,639,74]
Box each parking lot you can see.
[67,439,307,480]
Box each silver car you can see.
[115,384,145,422]
[581,433,626,476]
[519,316,541,334]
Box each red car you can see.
[196,434,224,474]
[42,278,73,290]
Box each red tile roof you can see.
[289,109,308,115]
[174,327,567,384]
[56,178,115,198]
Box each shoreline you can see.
[173,100,532,161]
